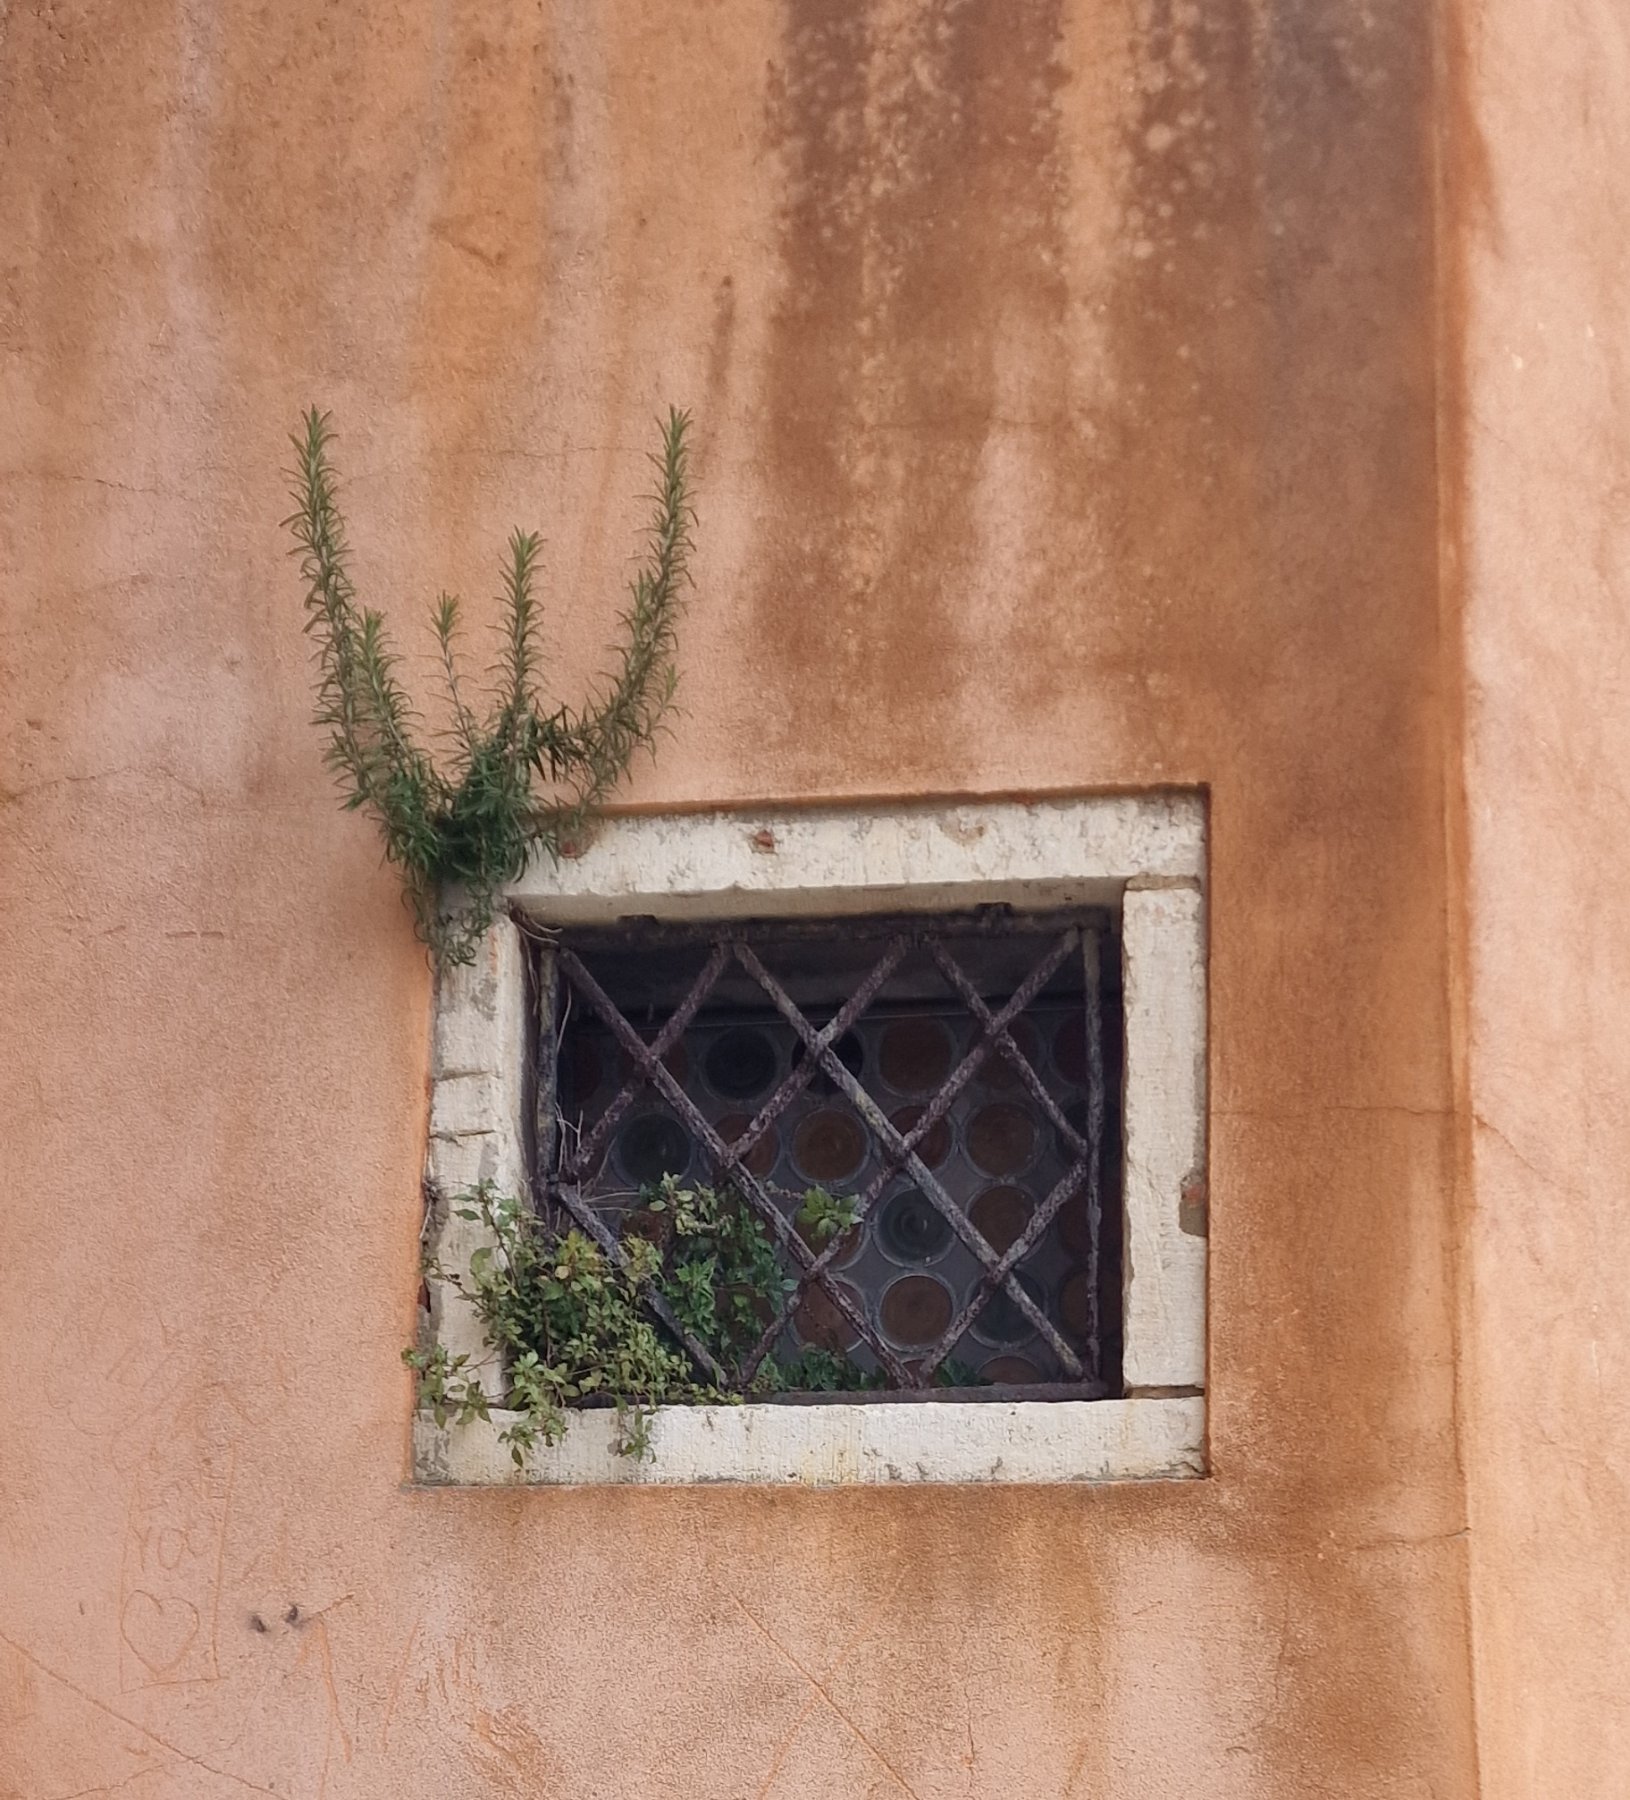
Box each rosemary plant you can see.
[286,407,693,962]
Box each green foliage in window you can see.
[794,1184,860,1246]
[406,1177,877,1464]
[286,407,693,964]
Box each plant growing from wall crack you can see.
[286,407,693,963]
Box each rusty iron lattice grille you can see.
[532,911,1118,1399]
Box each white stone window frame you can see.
[413,793,1207,1486]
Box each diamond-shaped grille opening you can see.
[534,909,1121,1400]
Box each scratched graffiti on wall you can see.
[117,1383,240,1690]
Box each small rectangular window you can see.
[416,796,1205,1485]
[539,910,1122,1401]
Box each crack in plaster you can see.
[0,1626,279,1798]
[732,1595,924,1800]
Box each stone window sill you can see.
[413,1394,1205,1487]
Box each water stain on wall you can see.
[753,0,1080,779]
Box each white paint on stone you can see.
[415,1395,1206,1487]
[422,917,528,1401]
[510,794,1203,923]
[1121,885,1208,1390]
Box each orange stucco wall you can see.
[1450,1,1630,1795]
[0,0,1611,1793]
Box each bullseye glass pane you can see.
[878,1187,954,1264]
[968,1102,1037,1177]
[794,1280,864,1352]
[715,1112,777,1178]
[617,1112,692,1184]
[705,1026,778,1101]
[970,1273,1045,1348]
[969,1184,1031,1254]
[888,1104,951,1169]
[878,1017,954,1095]
[880,1274,954,1347]
[792,1108,867,1183]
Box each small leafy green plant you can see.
[286,407,693,963]
[795,1185,860,1246]
[408,1178,878,1463]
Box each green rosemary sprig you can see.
[286,407,694,962]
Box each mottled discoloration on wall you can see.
[1447,0,1630,1794]
[752,0,1081,770]
[0,0,1502,1793]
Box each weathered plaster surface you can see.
[0,2,1484,1794]
[1449,0,1630,1793]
